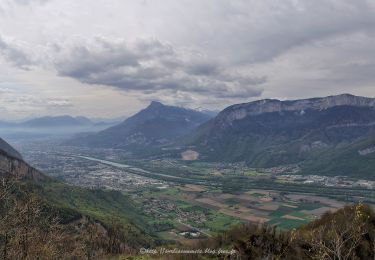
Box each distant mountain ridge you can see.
[184,94,375,178]
[67,101,212,149]
[216,94,375,126]
[22,115,92,127]
[0,115,120,139]
[0,115,120,129]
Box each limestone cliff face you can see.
[216,94,375,127]
[184,94,375,173]
[0,138,22,160]
[0,150,46,181]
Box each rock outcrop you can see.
[216,94,375,126]
[0,145,46,181]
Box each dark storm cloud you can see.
[54,38,265,99]
[185,61,219,76]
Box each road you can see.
[77,155,205,183]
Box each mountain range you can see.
[65,94,375,178]
[0,115,118,128]
[22,115,93,127]
[1,95,375,258]
[184,94,375,177]
[0,115,120,140]
[66,101,212,148]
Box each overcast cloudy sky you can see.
[0,0,375,119]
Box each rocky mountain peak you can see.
[147,101,164,109]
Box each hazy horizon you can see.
[0,92,370,121]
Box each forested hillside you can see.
[0,145,154,259]
[190,204,375,259]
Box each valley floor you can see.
[12,139,375,244]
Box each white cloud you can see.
[53,37,265,99]
[0,0,375,118]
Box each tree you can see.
[299,204,372,260]
[0,178,86,259]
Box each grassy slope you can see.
[301,137,375,178]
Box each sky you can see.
[0,0,375,120]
